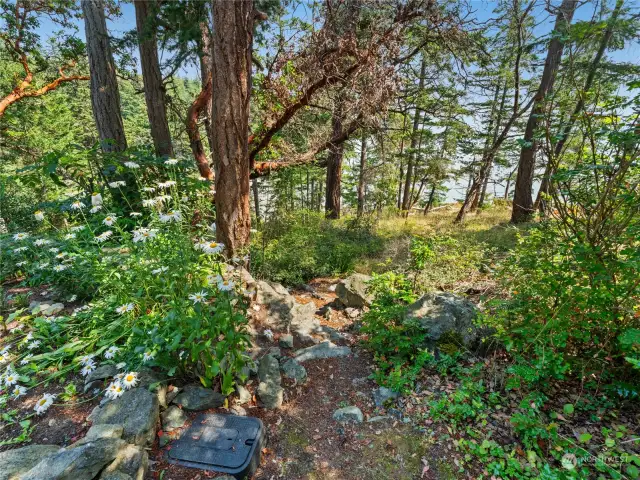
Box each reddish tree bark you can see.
[186,76,214,180]
[211,0,254,255]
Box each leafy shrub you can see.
[251,210,384,285]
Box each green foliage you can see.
[251,210,384,285]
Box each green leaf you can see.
[563,403,574,415]
[579,433,592,443]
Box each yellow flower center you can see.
[209,242,218,248]
[38,399,46,406]
[126,375,134,382]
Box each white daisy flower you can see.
[130,212,142,217]
[4,372,18,386]
[70,200,85,210]
[27,340,41,350]
[164,158,179,165]
[0,353,7,364]
[21,354,33,365]
[104,346,119,359]
[157,181,176,189]
[12,385,27,399]
[68,295,77,302]
[198,241,224,255]
[132,228,157,243]
[55,252,66,259]
[81,363,96,376]
[159,210,182,223]
[103,214,117,226]
[189,291,208,304]
[48,247,59,253]
[91,192,103,206]
[142,199,157,208]
[70,225,85,232]
[13,246,28,252]
[34,210,45,221]
[34,393,56,415]
[124,161,140,169]
[37,262,49,270]
[15,261,27,267]
[142,351,155,362]
[115,303,135,315]
[64,233,76,240]
[153,195,170,205]
[218,278,235,292]
[106,381,124,399]
[53,265,68,272]
[78,354,95,366]
[90,206,102,214]
[151,266,168,275]
[95,231,113,243]
[263,329,274,341]
[13,232,29,241]
[121,372,138,389]
[143,187,156,193]
[34,239,52,247]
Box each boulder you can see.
[278,334,294,349]
[161,406,187,431]
[0,444,60,480]
[281,359,307,383]
[42,303,65,316]
[372,387,399,407]
[236,385,252,405]
[257,381,283,410]
[332,406,364,423]
[336,274,373,308]
[258,354,281,384]
[71,425,123,447]
[403,293,485,348]
[173,384,225,411]
[99,444,148,480]
[88,388,159,447]
[255,281,320,340]
[85,365,118,386]
[21,438,127,480]
[294,341,351,363]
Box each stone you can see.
[316,325,347,342]
[0,444,60,480]
[267,346,282,358]
[42,303,65,316]
[367,415,392,423]
[258,354,281,385]
[332,406,364,423]
[161,406,187,431]
[336,274,373,308]
[88,388,159,447]
[231,405,247,416]
[278,334,294,349]
[257,380,283,409]
[173,384,225,411]
[136,369,166,389]
[345,307,360,319]
[373,386,400,407]
[238,267,257,292]
[236,385,252,405]
[403,293,486,348]
[294,341,351,363]
[281,358,307,383]
[99,444,148,480]
[85,365,118,386]
[255,281,320,341]
[21,438,127,480]
[164,386,181,406]
[72,424,123,447]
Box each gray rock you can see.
[367,415,392,423]
[173,384,225,411]
[0,445,60,480]
[332,406,364,423]
[345,307,360,319]
[336,274,373,308]
[315,325,347,342]
[257,380,283,409]
[267,346,282,358]
[373,387,400,407]
[85,365,118,386]
[281,358,307,383]
[21,438,127,480]
[88,388,159,447]
[294,341,351,363]
[238,267,257,292]
[278,334,294,349]
[164,386,180,406]
[404,293,486,347]
[258,354,281,385]
[72,424,123,447]
[236,385,252,405]
[255,281,320,341]
[161,406,187,431]
[231,405,247,416]
[42,303,65,316]
[99,444,148,480]
[136,369,166,389]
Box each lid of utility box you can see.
[167,413,263,475]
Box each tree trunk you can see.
[535,0,622,214]
[511,0,577,223]
[82,0,127,152]
[134,0,173,157]
[200,20,215,156]
[423,184,436,214]
[211,0,254,255]
[357,131,367,217]
[401,56,426,213]
[325,104,344,219]
[252,178,261,226]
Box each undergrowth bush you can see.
[250,210,384,285]
[0,152,250,422]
